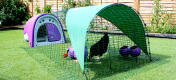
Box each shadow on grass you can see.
[86,47,170,80]
[0,78,6,80]
[22,42,170,80]
[22,44,86,80]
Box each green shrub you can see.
[35,5,52,14]
[167,26,176,34]
[101,25,107,30]
[0,2,2,26]
[22,13,31,25]
[62,0,91,10]
[0,1,2,10]
[85,0,91,6]
[148,0,176,34]
[0,0,29,26]
[147,25,176,34]
[27,0,32,2]
[89,22,96,29]
[43,5,52,13]
[35,5,41,14]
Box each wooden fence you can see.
[24,0,176,26]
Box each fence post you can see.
[32,0,33,16]
[134,0,140,12]
[43,0,46,7]
[91,0,93,4]
[57,0,58,11]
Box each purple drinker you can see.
[119,46,130,57]
[129,46,141,57]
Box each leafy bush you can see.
[27,0,32,2]
[101,25,108,30]
[35,5,52,14]
[35,5,41,14]
[0,2,2,26]
[43,5,52,13]
[62,0,91,10]
[89,22,96,29]
[0,1,2,10]
[148,0,176,34]
[0,0,29,26]
[167,26,176,34]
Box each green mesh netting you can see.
[97,4,148,54]
[24,3,150,80]
[66,3,149,72]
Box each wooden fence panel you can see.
[25,0,176,26]
[118,0,134,7]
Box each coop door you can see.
[46,23,61,41]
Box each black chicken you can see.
[88,33,109,61]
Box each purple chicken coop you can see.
[24,13,66,47]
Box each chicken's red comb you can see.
[63,53,68,58]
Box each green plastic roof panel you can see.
[66,3,148,71]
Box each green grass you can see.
[0,29,176,80]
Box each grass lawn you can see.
[0,29,176,80]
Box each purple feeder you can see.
[129,46,141,57]
[119,46,130,57]
[66,46,88,59]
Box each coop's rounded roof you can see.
[24,13,49,47]
[66,3,148,71]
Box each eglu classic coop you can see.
[24,3,151,80]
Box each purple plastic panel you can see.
[24,13,49,47]
[46,23,61,41]
[66,46,88,59]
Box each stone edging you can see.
[147,33,176,39]
[0,25,24,30]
